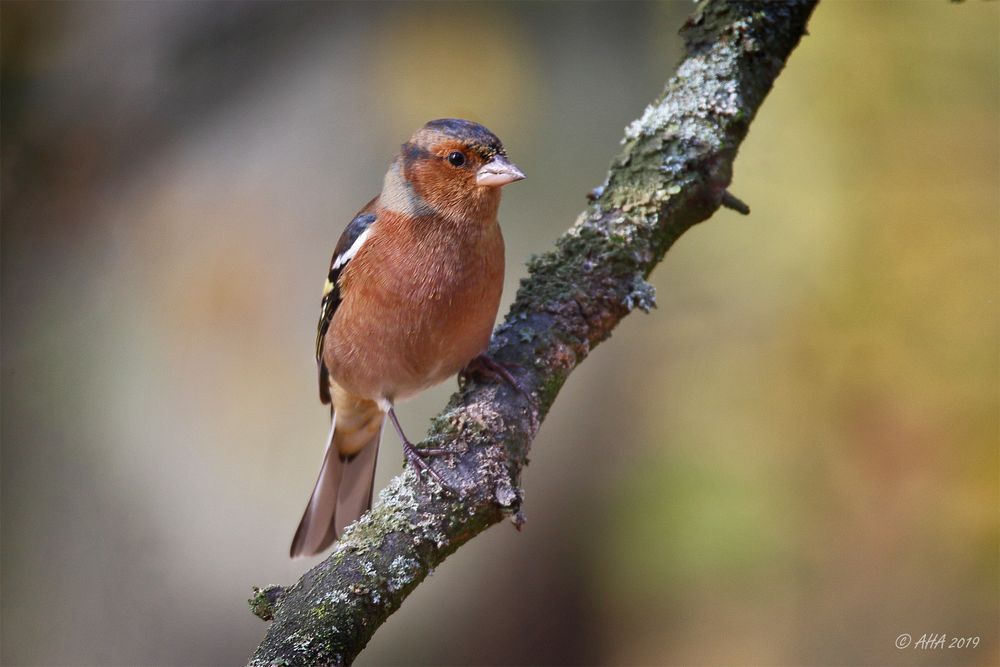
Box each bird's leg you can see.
[388,407,452,489]
[461,353,539,428]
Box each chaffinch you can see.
[291,119,525,558]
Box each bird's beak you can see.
[476,155,526,187]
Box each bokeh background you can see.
[2,2,997,665]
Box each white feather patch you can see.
[331,227,372,270]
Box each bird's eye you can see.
[447,151,466,167]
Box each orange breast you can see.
[323,211,504,403]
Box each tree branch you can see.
[248,1,817,664]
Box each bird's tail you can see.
[290,389,384,558]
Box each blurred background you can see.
[2,2,997,665]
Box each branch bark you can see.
[248,1,817,664]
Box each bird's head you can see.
[392,118,525,222]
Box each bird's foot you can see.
[462,353,539,430]
[389,407,455,491]
[402,439,454,491]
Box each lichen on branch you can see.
[248,2,818,665]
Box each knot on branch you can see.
[494,478,522,514]
[624,276,657,313]
[249,585,286,622]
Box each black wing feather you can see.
[316,210,376,403]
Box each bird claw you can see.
[389,407,455,492]
[461,353,539,431]
[403,439,454,492]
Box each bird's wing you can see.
[316,201,377,404]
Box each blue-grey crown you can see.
[423,118,504,154]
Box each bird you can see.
[290,118,526,558]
